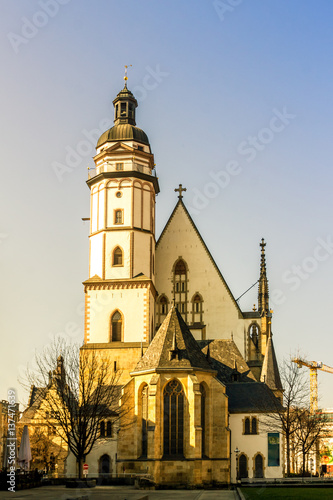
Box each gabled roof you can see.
[260,334,283,391]
[156,199,243,315]
[198,339,256,384]
[133,307,214,373]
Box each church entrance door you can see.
[254,454,264,478]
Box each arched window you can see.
[254,454,264,478]
[249,324,259,349]
[100,421,105,437]
[110,311,122,342]
[161,296,167,315]
[192,293,203,325]
[244,417,250,435]
[239,454,248,478]
[251,417,257,435]
[163,380,184,457]
[200,384,206,458]
[157,295,169,327]
[173,259,188,321]
[141,384,148,457]
[113,246,123,266]
[106,421,112,437]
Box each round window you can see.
[116,191,122,198]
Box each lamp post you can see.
[234,447,240,483]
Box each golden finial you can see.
[124,65,132,87]
[252,304,257,312]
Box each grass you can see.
[240,487,333,499]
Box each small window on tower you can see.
[114,210,123,224]
[138,145,143,151]
[121,102,126,115]
[116,163,124,171]
[113,247,123,266]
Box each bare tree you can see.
[294,408,328,476]
[258,357,309,476]
[23,338,130,478]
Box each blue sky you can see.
[1,0,333,408]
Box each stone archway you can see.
[99,454,111,475]
[254,453,264,478]
[239,454,248,478]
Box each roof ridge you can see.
[157,199,243,314]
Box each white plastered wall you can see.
[230,413,283,482]
[87,288,147,343]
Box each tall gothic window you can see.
[110,311,122,342]
[106,421,112,437]
[200,384,206,457]
[251,417,258,435]
[112,246,123,266]
[141,384,148,457]
[163,380,184,457]
[100,421,105,437]
[244,417,250,435]
[173,259,188,321]
[192,293,203,324]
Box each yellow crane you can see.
[292,357,333,413]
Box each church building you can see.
[77,79,284,485]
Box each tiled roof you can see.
[198,339,256,384]
[133,307,214,373]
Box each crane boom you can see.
[292,357,333,413]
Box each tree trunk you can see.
[302,449,306,476]
[286,434,291,476]
[78,457,84,479]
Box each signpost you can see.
[83,463,89,477]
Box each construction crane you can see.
[292,357,333,413]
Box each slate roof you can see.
[260,334,283,391]
[198,339,256,385]
[226,382,284,413]
[133,307,214,373]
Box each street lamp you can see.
[234,447,240,482]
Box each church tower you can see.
[82,81,159,375]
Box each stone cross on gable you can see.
[174,184,187,199]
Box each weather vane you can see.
[124,65,132,87]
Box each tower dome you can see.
[96,85,150,148]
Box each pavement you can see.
[0,485,239,500]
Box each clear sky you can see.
[1,0,333,408]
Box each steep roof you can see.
[198,339,256,384]
[156,199,243,315]
[260,334,283,391]
[133,307,214,373]
[226,382,283,413]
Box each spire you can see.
[258,238,269,314]
[260,333,283,392]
